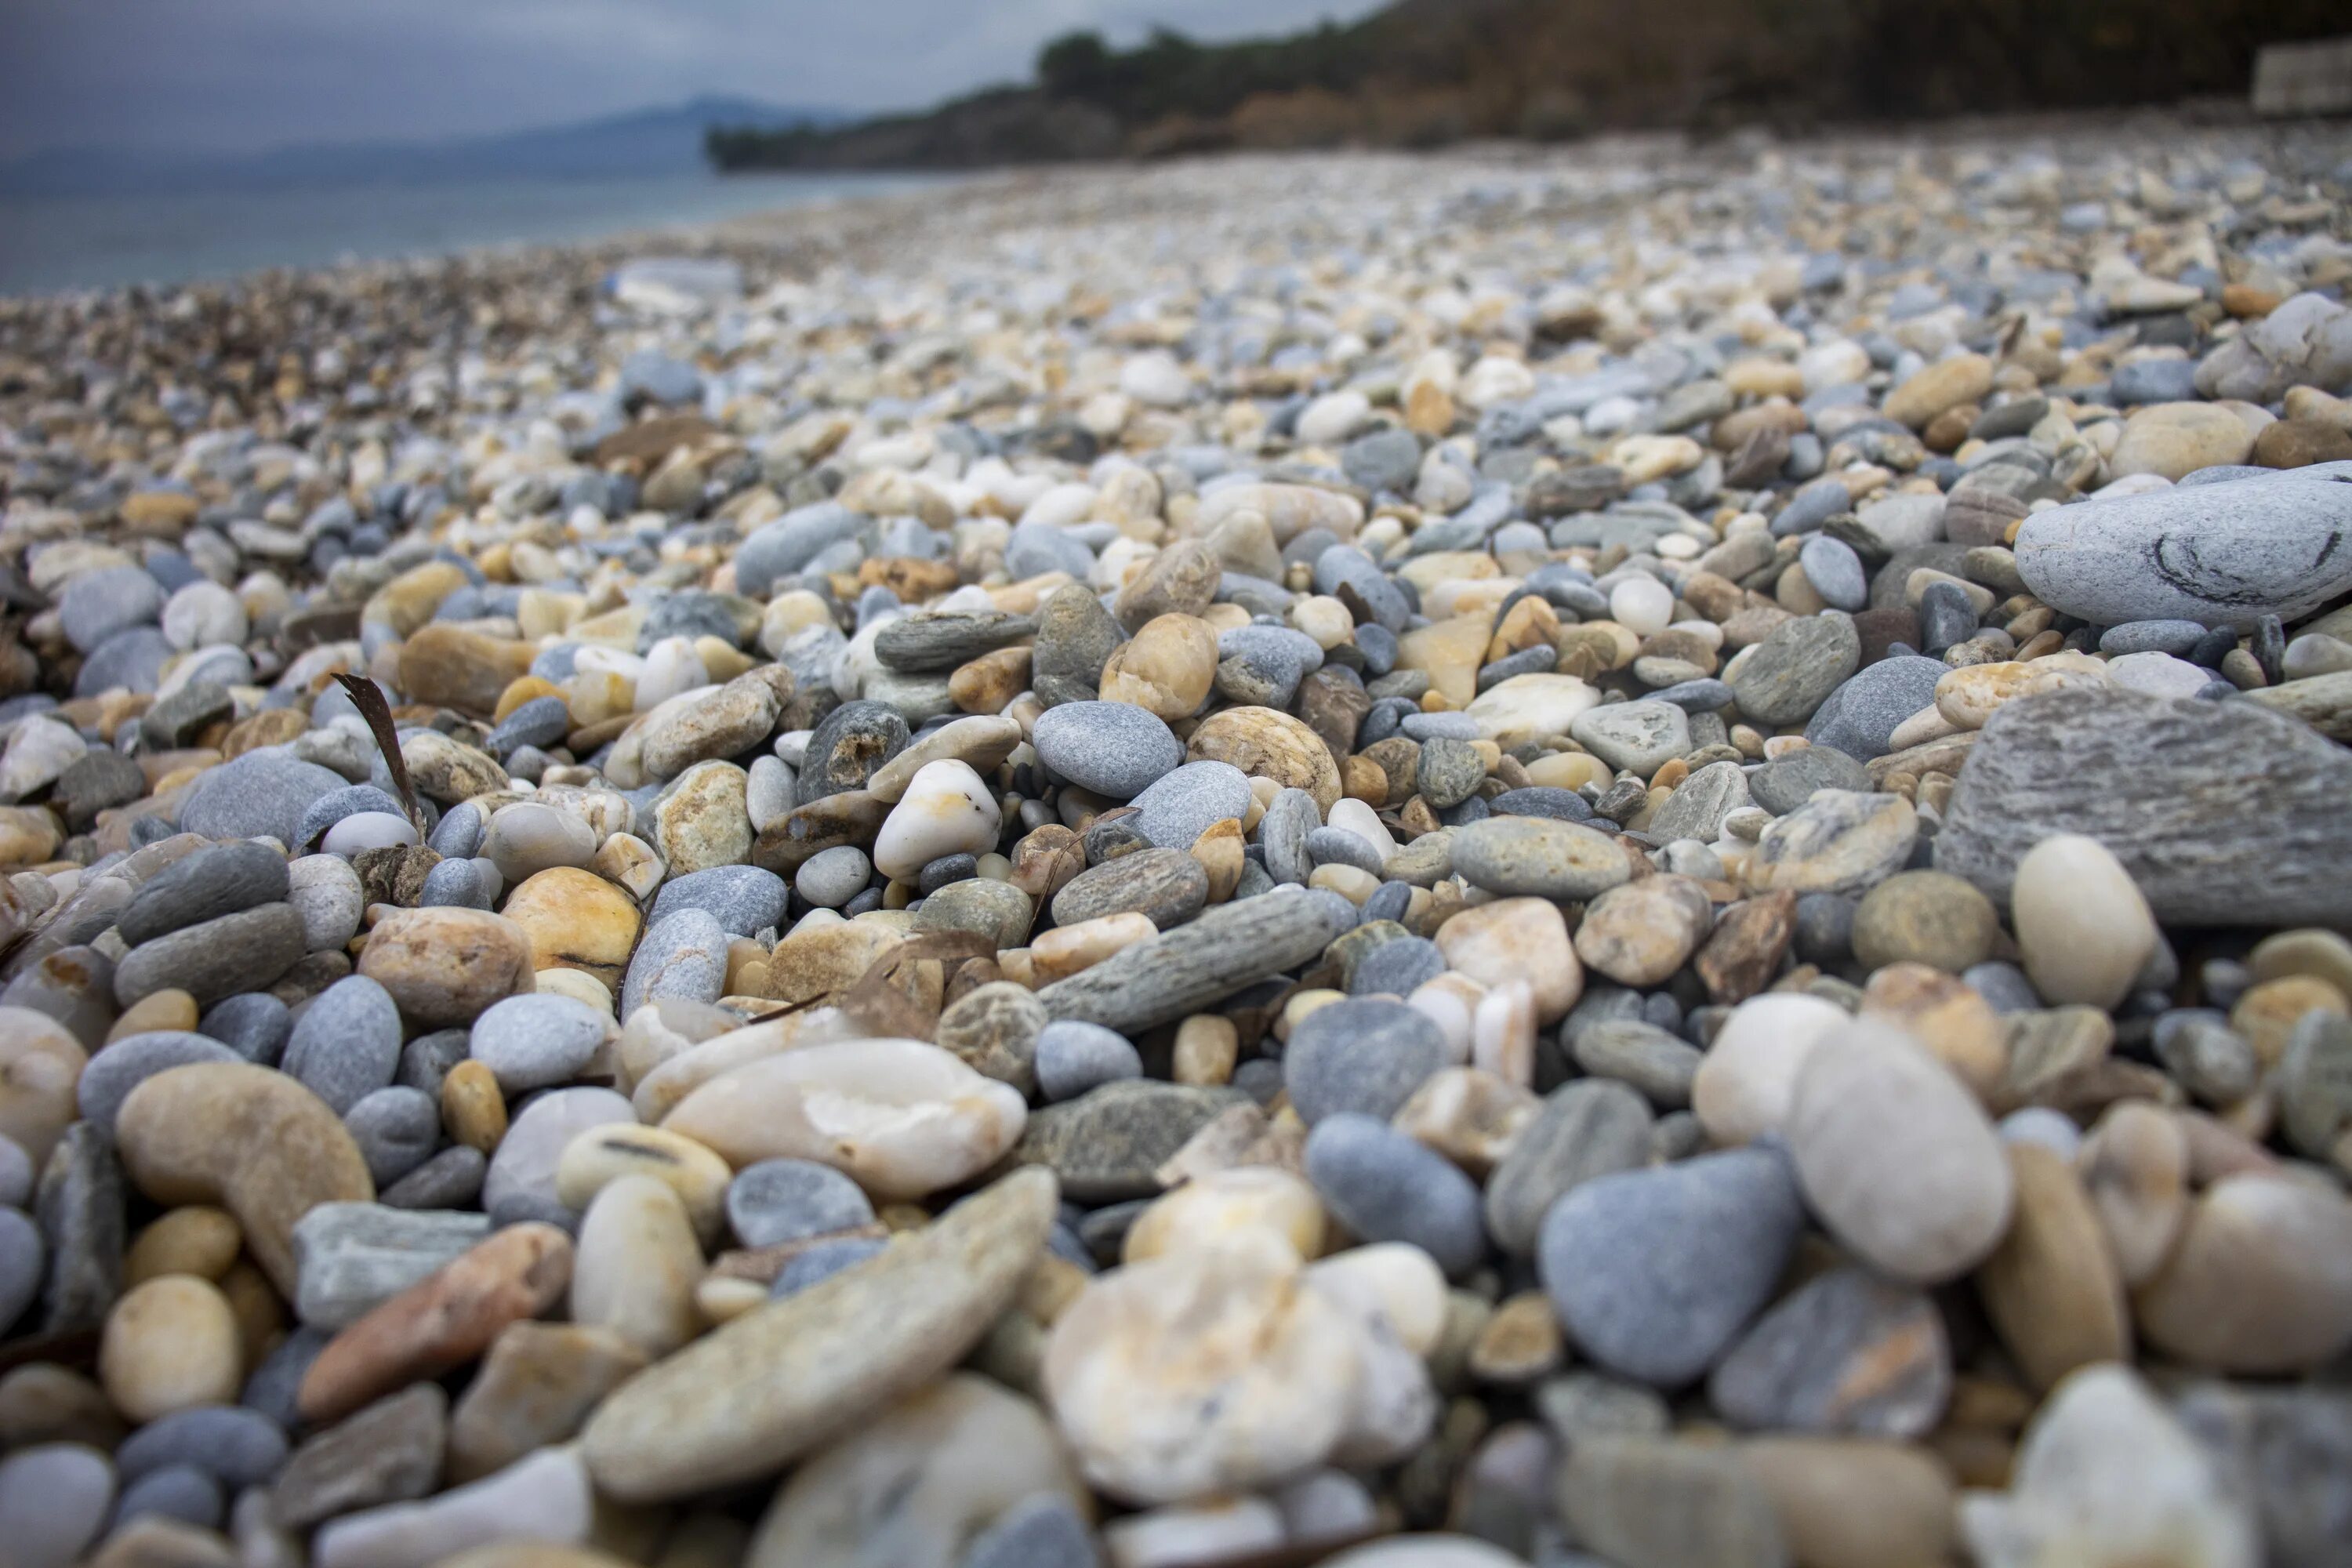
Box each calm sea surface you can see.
[0,171,945,297]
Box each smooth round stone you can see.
[479,803,597,884]
[77,1031,241,1128]
[666,1040,1027,1201]
[1285,997,1448,1124]
[1035,1021,1145,1102]
[419,858,491,909]
[619,908,728,1017]
[281,975,404,1114]
[358,907,537,1028]
[1610,577,1674,636]
[572,1174,701,1357]
[1033,702,1185,799]
[1449,815,1629,900]
[485,1087,637,1229]
[1128,760,1253,851]
[1485,786,1592,822]
[2012,833,2158,1010]
[118,840,290,948]
[176,750,349,846]
[1804,656,1950,761]
[2100,619,2210,656]
[1787,1018,2015,1284]
[113,901,309,1009]
[100,1275,242,1423]
[109,1461,224,1531]
[1798,537,1869,611]
[1690,993,1849,1145]
[1537,1145,1805,1387]
[0,1442,116,1568]
[321,811,421,858]
[343,1086,439,1185]
[648,865,789,937]
[1304,1114,1484,1278]
[1731,616,1862,728]
[2133,1174,2352,1374]
[0,1134,31,1207]
[795,845,873,909]
[288,852,367,951]
[726,1158,877,1250]
[1433,898,1579,1024]
[873,760,1001,882]
[0,1207,42,1330]
[1851,870,2001,974]
[115,1404,288,1490]
[469,993,609,1094]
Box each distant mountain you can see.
[1,96,848,197]
[708,0,2347,172]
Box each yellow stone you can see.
[123,1206,242,1287]
[441,1059,509,1153]
[107,989,200,1044]
[501,867,642,989]
[1396,615,1492,708]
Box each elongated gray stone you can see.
[1036,890,1348,1033]
[291,1203,492,1329]
[582,1167,1058,1504]
[1935,682,2352,927]
[2015,466,2352,630]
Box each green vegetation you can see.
[706,0,2348,171]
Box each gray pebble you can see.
[1283,996,1446,1124]
[0,1207,42,1330]
[426,801,485,859]
[1032,701,1186,800]
[1538,1144,1805,1387]
[468,993,608,1094]
[1347,934,1445,996]
[239,1325,331,1430]
[77,1032,242,1128]
[1305,826,1385,877]
[957,1493,1100,1568]
[770,1236,887,1297]
[1127,760,1253,848]
[116,1405,288,1489]
[1258,787,1320,885]
[1750,745,1872,815]
[1486,1079,1655,1256]
[794,844,873,909]
[648,865,789,936]
[117,840,289,947]
[1798,536,1868,610]
[726,1159,877,1249]
[108,1463,223,1533]
[343,1087,440,1186]
[483,1087,633,1229]
[418,858,491,909]
[379,1145,487,1210]
[2098,619,2211,656]
[619,908,729,1016]
[176,750,349,846]
[1035,1021,1144,1102]
[1305,1113,1485,1277]
[281,975,403,1114]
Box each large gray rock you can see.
[2014,465,2352,630]
[1934,682,2352,927]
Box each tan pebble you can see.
[0,1004,89,1168]
[2133,1174,2352,1374]
[1173,1014,1240,1086]
[2010,834,2156,1011]
[1030,911,1156,984]
[445,1325,646,1482]
[0,1363,125,1449]
[2248,927,2352,996]
[123,1205,242,1287]
[1189,818,1245,903]
[499,868,643,990]
[1469,1290,1563,1385]
[100,1274,243,1423]
[1975,1144,2132,1392]
[555,1123,732,1246]
[106,989,200,1044]
[695,1275,767,1325]
[1279,989,1345,1041]
[1434,897,1581,1024]
[1857,963,2008,1105]
[441,1060,509,1154]
[115,1062,374,1299]
[217,1258,285,1372]
[572,1175,703,1359]
[1309,863,1381,903]
[1739,1436,1958,1568]
[2230,975,2349,1069]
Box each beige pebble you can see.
[100,1274,243,1423]
[122,1206,242,1287]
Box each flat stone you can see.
[1934,682,2352,927]
[1804,656,1949,760]
[1484,1079,1654,1256]
[1749,747,1871,815]
[1708,1266,1949,1437]
[1036,891,1347,1035]
[583,1168,1058,1503]
[2016,466,2352,629]
[1013,1079,1250,1203]
[1450,815,1630,900]
[292,1203,492,1330]
[271,1384,448,1532]
[1051,847,1207,931]
[177,750,350,846]
[1733,617,1861,727]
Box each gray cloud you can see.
[0,0,1385,157]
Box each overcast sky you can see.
[0,0,1390,158]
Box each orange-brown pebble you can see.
[441,1059,509,1153]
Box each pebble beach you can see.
[2,118,2352,1568]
